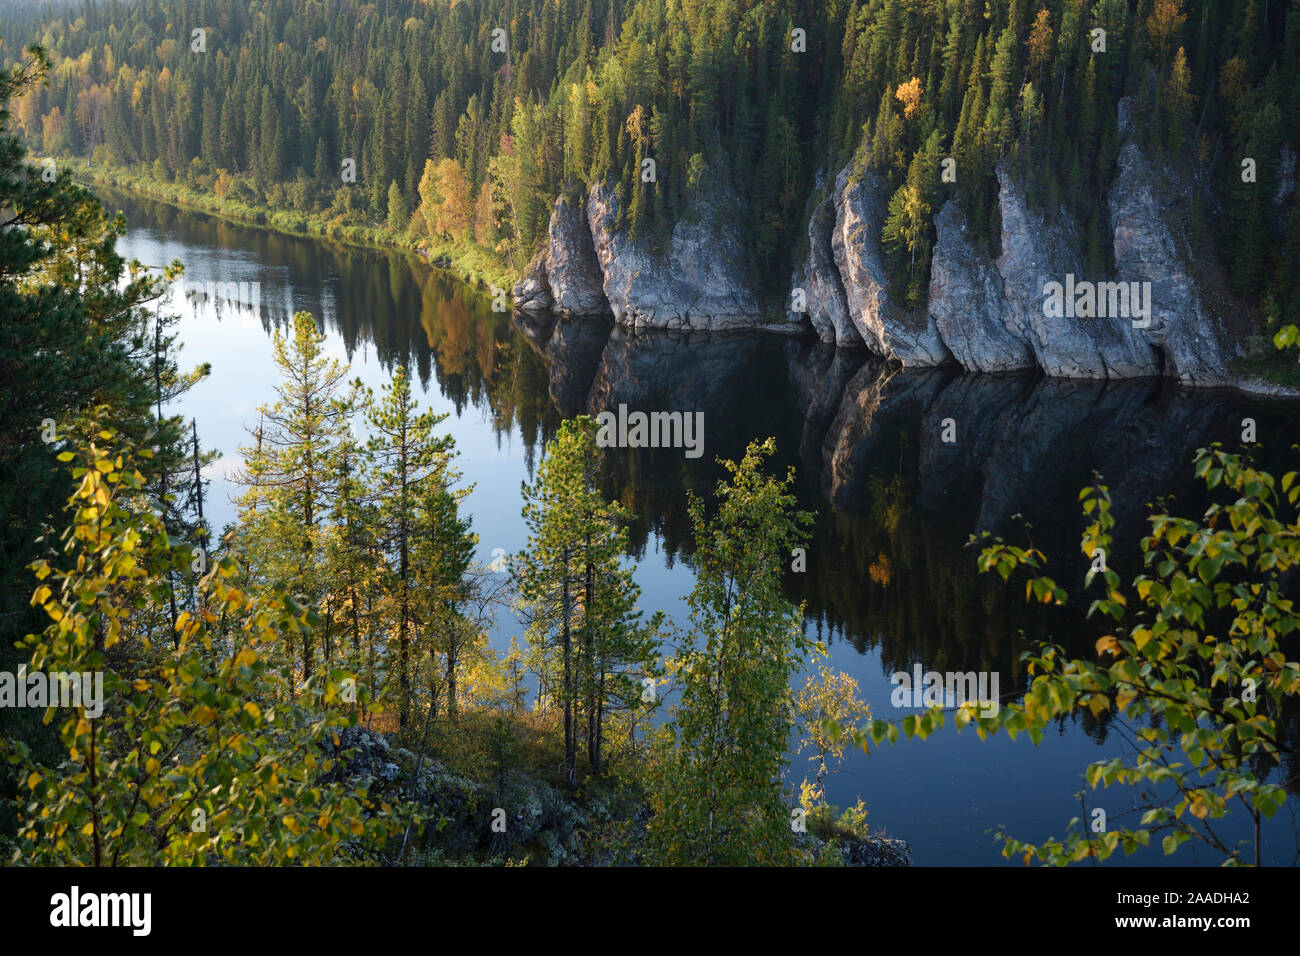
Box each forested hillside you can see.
[5,2,1300,874]
[3,0,1297,317]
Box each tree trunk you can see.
[398,430,410,730]
[446,628,459,724]
[585,546,598,773]
[562,556,575,789]
[351,594,360,659]
[155,316,179,648]
[593,663,605,774]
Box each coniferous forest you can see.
[2,0,1300,903]
[3,0,1299,312]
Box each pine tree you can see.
[364,363,454,731]
[232,312,357,682]
[386,179,407,235]
[322,431,381,704]
[412,482,477,724]
[515,417,657,785]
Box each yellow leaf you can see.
[26,772,41,790]
[1189,799,1209,820]
[1095,635,1120,656]
[1087,695,1109,718]
[1116,689,1137,712]
[194,705,217,726]
[243,702,261,720]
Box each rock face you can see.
[830,166,953,365]
[993,166,1159,379]
[512,250,553,312]
[789,102,1242,385]
[928,200,1033,372]
[586,179,800,332]
[514,180,803,333]
[546,197,609,314]
[791,181,863,347]
[516,109,1247,386]
[1107,99,1234,385]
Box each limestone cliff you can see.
[514,180,802,334]
[790,98,1245,384]
[518,110,1256,387]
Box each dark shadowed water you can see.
[107,186,1300,865]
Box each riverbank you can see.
[63,157,517,294]
[73,156,1300,396]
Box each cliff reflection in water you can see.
[110,191,1297,764]
[513,315,1299,709]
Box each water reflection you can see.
[110,189,1300,838]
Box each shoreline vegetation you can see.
[64,156,519,296]
[72,155,1300,395]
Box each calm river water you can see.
[108,186,1300,865]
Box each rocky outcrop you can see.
[512,198,604,314]
[1107,99,1234,385]
[790,180,863,347]
[515,113,1251,387]
[546,197,609,314]
[512,249,554,312]
[795,828,913,866]
[993,166,1159,379]
[586,180,801,333]
[927,200,1033,372]
[328,725,910,865]
[795,160,1163,377]
[830,167,952,365]
[328,725,591,865]
[792,105,1246,385]
[515,179,803,334]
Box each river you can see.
[107,186,1300,865]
